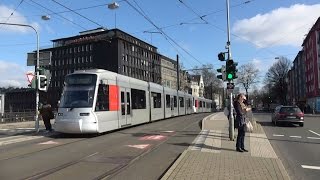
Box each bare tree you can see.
[264,57,292,104]
[236,63,259,99]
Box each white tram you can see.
[54,69,213,134]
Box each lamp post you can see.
[108,2,120,28]
[0,22,40,132]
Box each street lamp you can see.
[0,22,40,132]
[108,2,120,28]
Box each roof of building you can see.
[302,17,320,46]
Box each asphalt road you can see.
[254,113,320,180]
[0,113,209,180]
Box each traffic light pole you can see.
[226,0,234,141]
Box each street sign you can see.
[227,82,234,89]
[27,51,52,66]
[26,73,35,83]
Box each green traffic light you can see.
[227,73,233,79]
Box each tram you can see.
[54,69,213,134]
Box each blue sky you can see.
[0,0,319,88]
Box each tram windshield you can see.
[59,74,97,108]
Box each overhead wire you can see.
[127,0,204,67]
[0,0,25,29]
[51,0,105,28]
[28,0,87,30]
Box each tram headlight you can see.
[58,113,63,116]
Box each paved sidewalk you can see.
[161,112,290,180]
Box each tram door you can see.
[120,88,131,127]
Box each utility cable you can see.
[29,0,87,30]
[51,0,105,28]
[0,0,25,29]
[127,0,204,66]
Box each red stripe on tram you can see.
[109,85,119,111]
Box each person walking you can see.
[234,93,251,152]
[40,101,54,132]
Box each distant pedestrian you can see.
[40,101,54,132]
[234,93,251,152]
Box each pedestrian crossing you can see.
[0,128,47,146]
[0,134,43,146]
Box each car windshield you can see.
[280,107,302,113]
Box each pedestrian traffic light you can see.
[217,65,226,81]
[38,75,48,91]
[226,59,238,81]
[218,52,226,61]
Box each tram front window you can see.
[60,89,94,108]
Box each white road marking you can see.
[0,129,10,131]
[307,137,320,140]
[301,165,320,170]
[289,136,301,138]
[309,130,320,137]
[273,134,284,137]
[0,135,43,146]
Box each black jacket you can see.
[234,101,246,127]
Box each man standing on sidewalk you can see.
[39,101,54,132]
[234,93,251,152]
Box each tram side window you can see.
[179,97,184,107]
[174,96,177,107]
[188,99,191,108]
[131,89,146,109]
[152,92,161,108]
[166,95,170,108]
[200,101,203,107]
[95,84,109,111]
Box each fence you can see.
[1,110,35,123]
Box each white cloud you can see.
[0,60,30,87]
[0,5,40,33]
[232,4,320,48]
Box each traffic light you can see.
[217,65,226,81]
[225,59,238,81]
[38,75,48,91]
[218,52,226,61]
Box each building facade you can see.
[190,75,204,97]
[302,17,320,112]
[43,28,162,107]
[292,50,306,109]
[160,55,177,90]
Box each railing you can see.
[1,111,36,123]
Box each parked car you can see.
[271,105,304,127]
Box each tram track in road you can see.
[28,113,209,180]
[99,113,211,180]
[1,113,211,179]
[0,133,92,161]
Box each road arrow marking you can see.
[126,144,150,149]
